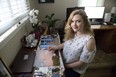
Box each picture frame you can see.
[39,0,54,3]
[0,58,12,77]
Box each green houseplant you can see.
[42,13,60,34]
[42,13,60,27]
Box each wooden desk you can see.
[91,25,116,53]
[11,47,36,77]
[91,25,116,30]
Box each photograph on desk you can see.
[0,58,12,77]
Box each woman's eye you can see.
[71,20,81,23]
[77,20,81,22]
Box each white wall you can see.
[0,27,26,66]
[104,0,116,13]
[0,22,32,66]
[26,0,116,40]
[29,0,116,27]
[30,0,77,27]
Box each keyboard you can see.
[91,25,101,28]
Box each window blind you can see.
[0,0,30,36]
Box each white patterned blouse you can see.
[63,34,96,74]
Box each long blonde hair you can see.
[64,9,94,41]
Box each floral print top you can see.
[63,34,96,74]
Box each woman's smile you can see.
[71,14,84,32]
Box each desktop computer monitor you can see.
[85,6,105,24]
[66,7,84,21]
[85,6,105,19]
[66,6,105,25]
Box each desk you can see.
[33,34,64,77]
[91,25,116,30]
[91,25,116,53]
[11,47,36,77]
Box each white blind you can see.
[0,0,30,35]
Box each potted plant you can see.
[42,13,60,34]
[29,9,43,40]
[29,9,40,31]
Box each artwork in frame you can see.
[39,0,54,3]
[0,58,12,77]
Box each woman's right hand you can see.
[48,46,57,53]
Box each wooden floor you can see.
[81,68,116,77]
[81,49,116,77]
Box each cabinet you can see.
[109,30,116,52]
[92,25,116,53]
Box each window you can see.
[0,0,30,36]
[77,0,105,7]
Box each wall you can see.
[29,0,36,9]
[29,0,116,27]
[104,0,116,13]
[0,0,34,68]
[0,21,32,67]
[31,0,77,27]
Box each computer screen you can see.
[66,7,84,21]
[66,6,105,24]
[85,7,105,19]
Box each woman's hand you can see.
[48,43,64,53]
[48,46,57,53]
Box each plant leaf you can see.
[51,13,55,19]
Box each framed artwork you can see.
[0,58,12,77]
[39,0,54,3]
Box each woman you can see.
[48,9,96,77]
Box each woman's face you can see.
[70,14,84,32]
